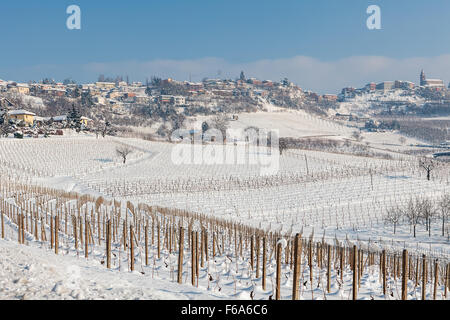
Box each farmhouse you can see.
[80,116,93,126]
[50,115,92,127]
[8,109,36,125]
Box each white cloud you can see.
[6,55,450,93]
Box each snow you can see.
[0,239,218,300]
[0,117,448,300]
[8,110,36,116]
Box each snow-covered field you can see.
[0,111,449,300]
[1,132,449,255]
[0,239,215,300]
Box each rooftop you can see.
[9,109,36,116]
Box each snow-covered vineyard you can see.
[0,181,449,300]
[0,133,449,300]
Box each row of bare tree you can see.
[385,194,450,238]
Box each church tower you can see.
[420,69,426,86]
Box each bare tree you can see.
[211,114,229,143]
[405,198,421,238]
[116,145,132,164]
[279,139,288,155]
[416,198,435,237]
[0,121,9,138]
[439,194,450,237]
[419,157,436,181]
[385,206,403,234]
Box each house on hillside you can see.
[80,116,93,126]
[51,115,92,127]
[8,110,36,125]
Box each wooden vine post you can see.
[433,260,438,300]
[275,240,282,300]
[445,263,449,298]
[177,227,184,284]
[130,225,135,272]
[401,249,408,300]
[50,215,54,249]
[352,245,357,300]
[422,254,427,300]
[382,250,386,296]
[415,257,419,287]
[195,231,199,286]
[250,235,254,272]
[327,244,331,294]
[204,230,208,262]
[1,209,4,239]
[262,236,267,291]
[85,214,88,259]
[106,219,111,269]
[308,240,313,285]
[74,217,78,251]
[157,221,161,259]
[292,233,301,300]
[256,235,260,279]
[191,230,196,286]
[55,215,59,255]
[340,247,344,282]
[145,222,149,266]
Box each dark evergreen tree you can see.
[201,121,209,134]
[67,105,82,131]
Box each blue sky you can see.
[1,0,450,93]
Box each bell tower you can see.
[420,69,426,86]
